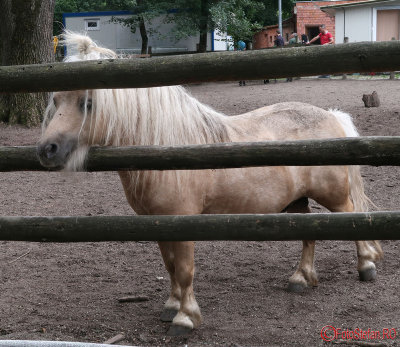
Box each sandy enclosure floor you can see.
[0,78,400,346]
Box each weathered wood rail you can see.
[2,136,400,172]
[1,41,400,93]
[0,212,399,242]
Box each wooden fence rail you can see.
[2,136,400,172]
[1,41,400,93]
[0,212,399,242]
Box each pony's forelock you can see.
[42,93,56,133]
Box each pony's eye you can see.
[79,99,92,112]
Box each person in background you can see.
[264,30,285,84]
[237,40,246,86]
[274,30,284,47]
[288,32,297,45]
[308,25,334,78]
[301,33,308,44]
[307,24,334,45]
[286,32,298,82]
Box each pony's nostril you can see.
[45,143,59,159]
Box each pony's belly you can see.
[203,167,297,214]
[203,200,283,214]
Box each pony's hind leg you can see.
[317,196,383,282]
[286,198,318,292]
[355,240,383,281]
[158,241,202,336]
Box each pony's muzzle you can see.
[43,143,59,159]
[37,135,78,169]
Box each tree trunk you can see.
[0,0,55,127]
[198,0,210,53]
[0,24,2,65]
[139,16,149,55]
[136,0,148,55]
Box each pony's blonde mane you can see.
[92,87,231,147]
[49,32,234,191]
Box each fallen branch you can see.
[8,249,31,264]
[103,333,125,345]
[118,295,150,303]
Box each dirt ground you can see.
[1,78,400,347]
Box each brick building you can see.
[253,0,358,48]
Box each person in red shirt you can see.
[307,24,334,45]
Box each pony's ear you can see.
[61,30,117,61]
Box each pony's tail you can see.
[329,109,374,212]
[330,109,383,260]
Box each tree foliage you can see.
[210,0,265,43]
[210,0,295,44]
[110,0,172,54]
[162,0,215,52]
[257,0,295,27]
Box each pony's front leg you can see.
[158,241,202,336]
[288,240,318,292]
[158,241,181,322]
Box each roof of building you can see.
[321,0,399,12]
[62,10,133,18]
[295,0,357,3]
[62,9,178,18]
[259,18,294,30]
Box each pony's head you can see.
[37,32,117,170]
[38,32,231,171]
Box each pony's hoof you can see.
[167,324,193,336]
[359,268,376,281]
[288,282,307,293]
[160,308,178,322]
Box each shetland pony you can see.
[37,32,383,335]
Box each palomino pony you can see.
[37,33,383,335]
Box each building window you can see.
[85,19,100,31]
